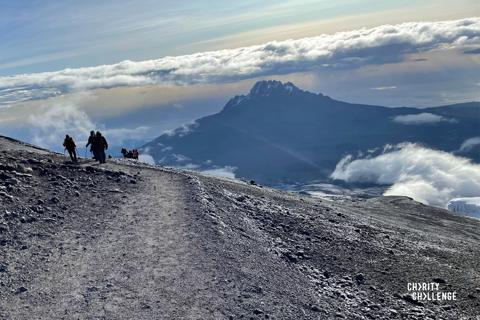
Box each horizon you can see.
[0,2,478,150]
[0,4,479,203]
[2,3,480,317]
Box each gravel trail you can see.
[1,136,479,320]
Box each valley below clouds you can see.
[331,143,480,209]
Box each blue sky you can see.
[1,0,475,75]
[0,0,479,151]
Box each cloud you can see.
[103,126,150,143]
[370,86,397,91]
[163,121,198,137]
[201,166,237,179]
[331,143,480,208]
[138,154,155,165]
[463,48,480,54]
[392,112,455,125]
[27,94,150,150]
[28,96,95,149]
[1,17,479,106]
[459,137,480,152]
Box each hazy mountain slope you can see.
[1,136,479,319]
[142,81,480,185]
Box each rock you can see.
[86,286,98,292]
[253,309,263,315]
[26,159,42,165]
[402,293,424,306]
[0,172,11,180]
[0,264,7,273]
[74,191,81,197]
[310,305,322,312]
[129,179,137,184]
[49,196,60,204]
[235,195,247,202]
[0,191,14,201]
[85,166,96,173]
[0,222,8,232]
[432,277,446,284]
[286,253,299,263]
[355,273,365,284]
[14,286,28,294]
[5,178,19,185]
[0,164,16,172]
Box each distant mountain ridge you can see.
[141,80,480,185]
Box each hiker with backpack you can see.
[85,130,96,160]
[63,134,78,163]
[92,131,108,164]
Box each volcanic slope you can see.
[0,136,479,319]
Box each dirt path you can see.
[5,164,221,320]
[2,137,480,319]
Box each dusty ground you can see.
[0,136,479,319]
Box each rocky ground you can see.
[0,135,479,319]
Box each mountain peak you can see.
[249,80,300,97]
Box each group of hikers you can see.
[62,131,108,163]
[121,148,139,160]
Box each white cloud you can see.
[370,86,397,90]
[27,94,150,150]
[459,137,480,152]
[202,166,237,179]
[172,153,191,162]
[1,17,479,106]
[163,121,198,137]
[138,154,155,165]
[392,112,455,125]
[331,143,480,208]
[103,126,150,143]
[28,96,95,149]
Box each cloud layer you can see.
[392,112,455,125]
[331,143,480,208]
[459,137,480,152]
[27,94,150,151]
[1,17,479,106]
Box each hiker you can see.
[63,134,77,163]
[132,149,139,160]
[92,131,108,164]
[85,130,96,160]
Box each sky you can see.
[0,0,479,151]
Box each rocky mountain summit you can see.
[142,80,480,185]
[1,135,479,319]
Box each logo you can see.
[407,282,457,301]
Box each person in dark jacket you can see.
[85,130,96,160]
[63,135,77,163]
[92,131,108,163]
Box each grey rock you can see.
[355,273,365,284]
